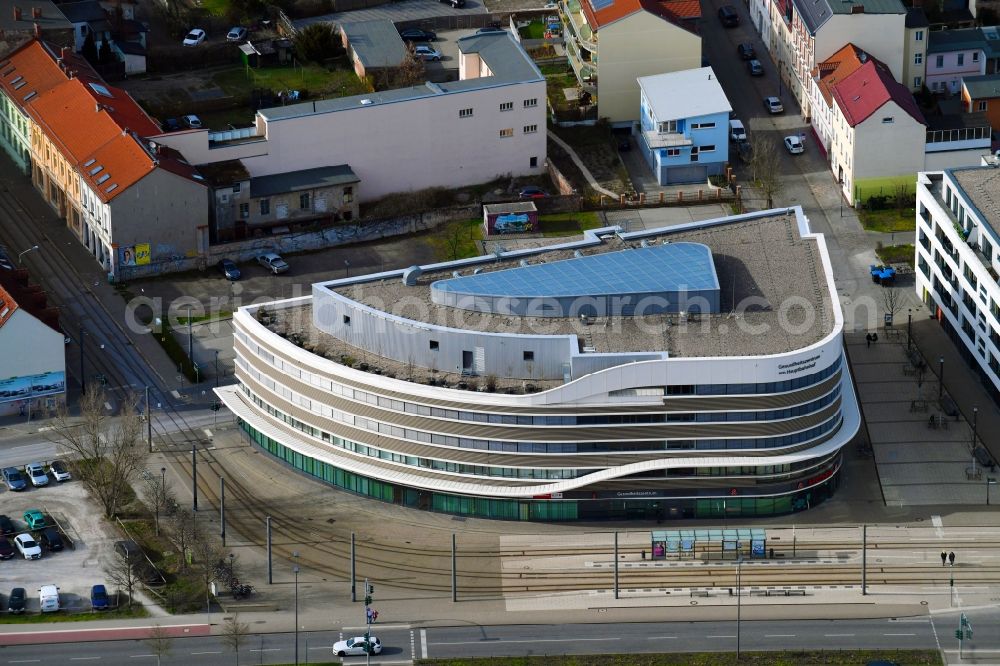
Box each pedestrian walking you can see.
[872,332,879,343]
[941,551,947,566]
[949,551,956,565]
[866,333,872,348]
[372,610,379,623]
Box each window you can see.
[914,76,922,87]
[343,315,351,325]
[978,100,988,111]
[936,55,944,67]
[523,124,538,133]
[915,30,924,41]
[523,351,534,361]
[690,146,699,162]
[429,340,439,350]
[914,53,923,65]
[232,182,241,193]
[500,101,513,111]
[239,203,249,218]
[343,186,353,204]
[299,192,310,209]
[882,117,894,124]
[665,148,681,157]
[459,108,473,118]
[259,198,270,215]
[691,122,716,129]
[499,128,513,138]
[530,156,538,168]
[658,120,678,133]
[973,52,980,63]
[524,98,537,108]
[957,54,965,66]
[700,144,716,152]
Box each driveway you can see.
[699,1,923,332]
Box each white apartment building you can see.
[154,32,547,202]
[915,165,1000,395]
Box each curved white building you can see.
[217,207,861,521]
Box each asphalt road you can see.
[0,615,990,664]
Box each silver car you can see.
[24,462,49,487]
[257,252,289,274]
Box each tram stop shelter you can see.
[651,528,767,561]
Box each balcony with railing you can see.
[562,0,598,54]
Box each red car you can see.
[519,186,549,199]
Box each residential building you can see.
[216,207,860,521]
[915,166,1000,399]
[903,8,928,92]
[926,28,987,94]
[0,39,208,276]
[154,32,547,203]
[0,2,71,54]
[828,58,925,202]
[199,161,360,242]
[0,269,65,418]
[637,67,731,185]
[59,0,111,52]
[810,44,867,153]
[962,74,1000,130]
[766,0,906,120]
[340,20,408,81]
[924,112,994,170]
[561,0,701,124]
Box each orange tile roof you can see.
[813,43,866,106]
[0,284,17,330]
[0,39,99,107]
[582,0,699,32]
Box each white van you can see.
[729,119,747,143]
[39,585,59,613]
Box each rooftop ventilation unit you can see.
[402,265,422,286]
[519,260,529,267]
[573,250,583,258]
[452,271,462,278]
[640,239,650,248]
[472,267,483,274]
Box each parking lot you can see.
[0,470,121,614]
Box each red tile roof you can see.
[0,284,17,330]
[831,59,925,127]
[581,0,699,32]
[813,43,867,106]
[0,39,99,107]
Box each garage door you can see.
[665,165,708,185]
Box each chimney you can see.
[33,21,40,37]
[31,6,40,18]
[13,6,22,21]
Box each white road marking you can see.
[764,634,796,638]
[645,636,677,640]
[70,658,102,661]
[248,648,280,652]
[190,651,222,655]
[307,645,332,650]
[824,634,855,637]
[883,633,916,636]
[432,637,616,646]
[421,628,428,659]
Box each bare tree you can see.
[143,472,176,537]
[145,625,173,666]
[883,286,903,327]
[437,220,471,260]
[106,552,144,609]
[191,534,229,612]
[50,388,146,518]
[749,135,782,208]
[220,613,251,666]
[168,508,200,572]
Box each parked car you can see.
[764,96,784,114]
[114,539,142,563]
[40,528,64,552]
[518,186,549,199]
[218,258,241,281]
[729,119,747,143]
[7,587,25,614]
[257,252,289,274]
[414,45,443,61]
[0,515,14,535]
[0,537,14,559]
[784,135,805,154]
[747,59,764,76]
[14,534,41,560]
[24,462,48,487]
[399,28,437,42]
[737,42,755,59]
[23,509,45,530]
[718,5,740,26]
[161,117,181,132]
[226,26,248,42]
[2,466,27,491]
[90,584,109,611]
[333,636,383,656]
[182,28,206,46]
[39,584,59,612]
[48,460,71,482]
[182,114,202,129]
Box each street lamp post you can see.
[191,440,198,511]
[939,357,945,400]
[17,244,39,264]
[184,304,194,381]
[736,555,743,663]
[79,325,86,391]
[988,477,997,505]
[214,350,220,388]
[293,551,300,666]
[344,259,351,278]
[907,309,912,350]
[156,466,166,535]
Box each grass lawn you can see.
[546,72,580,114]
[540,211,603,236]
[0,606,149,624]
[212,64,370,100]
[539,64,571,76]
[196,0,230,15]
[859,206,916,233]
[417,650,942,665]
[519,21,547,39]
[876,243,915,267]
[434,219,484,261]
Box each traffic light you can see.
[368,583,375,595]
[364,594,372,605]
[210,402,221,412]
[956,630,963,640]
